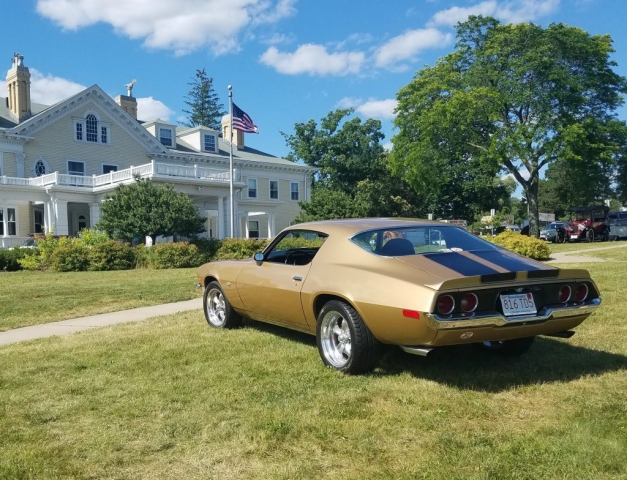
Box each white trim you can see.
[159,127,174,147]
[0,151,3,177]
[73,110,111,145]
[290,181,300,201]
[203,133,217,153]
[101,163,119,174]
[67,159,86,176]
[269,179,279,200]
[247,177,258,199]
[0,205,19,237]
[32,156,50,176]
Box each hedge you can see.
[489,231,551,260]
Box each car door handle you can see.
[292,276,303,281]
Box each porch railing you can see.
[0,161,240,190]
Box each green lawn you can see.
[0,262,625,478]
[0,269,201,331]
[548,239,627,253]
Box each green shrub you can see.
[490,231,551,260]
[147,242,203,269]
[18,233,63,271]
[77,228,110,246]
[134,244,150,269]
[48,242,90,272]
[191,238,222,264]
[88,240,137,271]
[214,238,269,260]
[0,248,35,271]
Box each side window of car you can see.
[264,230,327,265]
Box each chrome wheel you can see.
[206,288,226,327]
[320,311,352,368]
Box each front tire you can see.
[474,336,535,356]
[316,300,380,374]
[203,281,242,329]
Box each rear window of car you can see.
[350,226,500,257]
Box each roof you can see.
[0,96,50,127]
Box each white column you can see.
[89,203,101,228]
[244,213,250,239]
[267,213,275,239]
[233,197,239,238]
[217,196,225,239]
[54,199,69,235]
[0,151,4,176]
[45,201,54,233]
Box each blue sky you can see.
[3,0,626,160]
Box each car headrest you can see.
[379,238,415,256]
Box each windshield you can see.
[350,226,500,257]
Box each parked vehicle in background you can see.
[567,206,610,242]
[608,211,627,240]
[539,222,571,243]
[494,225,521,235]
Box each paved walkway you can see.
[0,297,203,347]
[547,242,627,263]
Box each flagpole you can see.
[228,85,234,238]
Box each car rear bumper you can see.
[425,298,601,330]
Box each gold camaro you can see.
[197,218,601,374]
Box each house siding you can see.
[23,103,150,177]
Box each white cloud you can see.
[429,0,560,27]
[137,97,175,122]
[30,69,86,105]
[336,97,362,109]
[259,44,365,76]
[35,0,296,55]
[336,97,398,120]
[374,28,452,70]
[356,99,398,120]
[383,142,393,152]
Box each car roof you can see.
[284,218,448,236]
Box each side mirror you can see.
[254,252,264,265]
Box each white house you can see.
[0,53,314,247]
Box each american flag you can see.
[232,103,258,133]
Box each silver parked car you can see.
[539,222,570,243]
[608,211,627,240]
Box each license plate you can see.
[570,234,579,240]
[500,293,536,316]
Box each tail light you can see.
[558,285,571,303]
[461,293,478,313]
[575,284,589,302]
[437,295,455,315]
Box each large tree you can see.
[283,109,424,221]
[97,176,205,243]
[183,69,226,130]
[392,16,627,236]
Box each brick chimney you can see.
[115,79,138,120]
[6,52,32,123]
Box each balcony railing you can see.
[0,161,241,190]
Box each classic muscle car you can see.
[197,219,601,374]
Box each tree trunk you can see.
[526,176,540,237]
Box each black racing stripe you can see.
[481,272,516,283]
[470,250,552,272]
[423,252,499,276]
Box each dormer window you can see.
[203,133,216,152]
[75,112,110,145]
[160,128,173,147]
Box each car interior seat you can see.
[379,238,415,256]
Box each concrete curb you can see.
[0,297,203,347]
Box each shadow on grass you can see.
[243,320,627,392]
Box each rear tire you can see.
[317,300,380,374]
[203,281,243,329]
[586,229,594,243]
[474,336,535,356]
